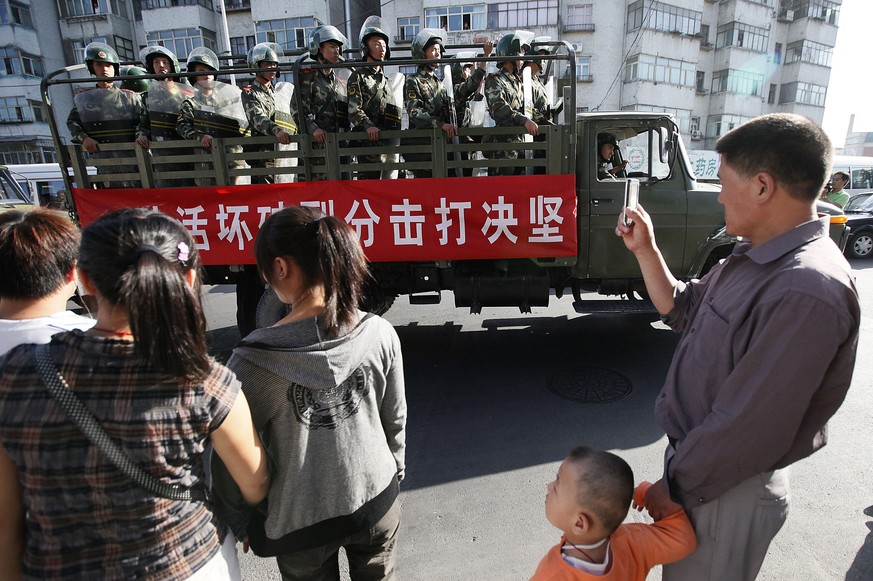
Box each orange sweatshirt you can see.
[529,509,696,580]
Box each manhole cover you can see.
[548,367,632,404]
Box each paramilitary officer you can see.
[242,42,295,184]
[138,45,194,186]
[452,40,493,176]
[293,24,349,181]
[175,47,248,187]
[403,28,456,178]
[523,45,554,174]
[483,30,538,176]
[67,42,147,188]
[348,16,400,180]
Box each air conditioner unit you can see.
[691,130,702,140]
[778,9,795,22]
[572,43,583,52]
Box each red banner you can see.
[73,174,577,265]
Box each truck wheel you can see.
[847,231,873,259]
[255,287,291,329]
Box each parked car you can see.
[842,192,873,258]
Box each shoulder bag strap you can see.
[33,343,207,502]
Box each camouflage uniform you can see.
[529,72,552,174]
[292,62,349,180]
[404,67,452,178]
[67,85,147,188]
[454,67,487,177]
[140,81,195,187]
[348,66,397,179]
[483,68,529,176]
[176,81,249,186]
[242,78,297,184]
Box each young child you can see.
[530,446,696,579]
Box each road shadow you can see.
[394,312,678,491]
[846,506,873,580]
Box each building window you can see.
[2,1,34,27]
[565,4,593,32]
[789,0,840,25]
[700,23,709,43]
[60,0,127,18]
[397,17,419,42]
[625,53,696,87]
[695,71,705,92]
[0,47,41,77]
[706,114,751,138]
[786,40,833,67]
[255,17,319,51]
[398,65,416,76]
[487,0,557,29]
[711,69,764,96]
[715,22,768,52]
[141,0,210,11]
[689,116,700,132]
[114,36,134,62]
[0,96,31,122]
[627,1,702,36]
[774,42,782,64]
[425,5,486,32]
[146,28,217,60]
[575,56,591,81]
[779,81,827,106]
[230,35,254,63]
[29,99,44,122]
[224,0,249,9]
[767,84,777,104]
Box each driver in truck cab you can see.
[597,132,628,180]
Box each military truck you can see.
[40,41,847,319]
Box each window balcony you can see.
[563,23,595,32]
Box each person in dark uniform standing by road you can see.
[348,16,399,180]
[67,42,147,188]
[403,28,456,178]
[483,30,538,176]
[242,42,295,185]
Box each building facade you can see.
[0,0,840,162]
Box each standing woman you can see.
[221,206,406,580]
[0,209,269,580]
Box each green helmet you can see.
[84,42,119,76]
[248,42,282,70]
[495,30,535,64]
[524,47,550,71]
[411,28,445,60]
[120,65,151,93]
[139,45,181,77]
[359,15,391,60]
[308,25,348,59]
[186,47,219,72]
[451,50,476,84]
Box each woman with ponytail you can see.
[0,208,269,580]
[216,205,406,580]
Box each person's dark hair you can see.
[715,113,832,202]
[78,208,210,381]
[567,446,634,534]
[0,209,80,300]
[255,206,367,339]
[832,171,849,184]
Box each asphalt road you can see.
[203,259,873,581]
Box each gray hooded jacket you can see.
[214,311,405,556]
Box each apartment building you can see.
[0,0,840,162]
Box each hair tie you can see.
[134,244,162,259]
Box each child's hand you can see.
[632,481,652,512]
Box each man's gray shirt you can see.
[657,217,860,508]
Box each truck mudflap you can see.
[70,174,577,264]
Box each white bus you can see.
[687,151,873,195]
[4,163,96,208]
